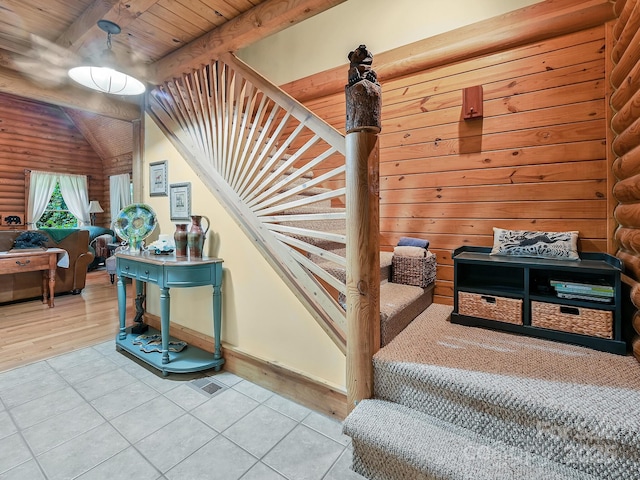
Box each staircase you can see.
[140,43,639,480]
[142,28,640,480]
[145,52,475,477]
[146,52,435,352]
[283,174,434,347]
[343,304,640,479]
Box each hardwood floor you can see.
[0,269,131,373]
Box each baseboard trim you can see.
[144,314,348,420]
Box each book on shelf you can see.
[553,286,613,298]
[556,292,613,303]
[549,279,613,294]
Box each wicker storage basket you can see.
[458,291,523,325]
[531,301,613,339]
[392,252,437,287]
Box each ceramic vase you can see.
[187,215,210,258]
[174,224,188,257]
[129,236,140,253]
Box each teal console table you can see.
[115,251,224,375]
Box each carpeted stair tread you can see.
[377,305,640,387]
[317,250,432,346]
[284,228,346,252]
[271,193,333,209]
[371,303,640,479]
[276,206,346,231]
[270,186,333,207]
[289,185,332,197]
[268,206,346,242]
[312,250,393,283]
[270,156,314,179]
[379,251,393,271]
[344,398,597,480]
[255,169,315,192]
[280,205,345,216]
[280,218,345,232]
[379,282,434,346]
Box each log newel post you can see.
[345,45,381,412]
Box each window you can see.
[36,182,78,228]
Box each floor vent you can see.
[190,378,225,396]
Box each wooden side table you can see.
[115,251,225,375]
[0,248,66,307]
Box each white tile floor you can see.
[0,341,365,480]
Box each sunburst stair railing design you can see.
[147,53,348,352]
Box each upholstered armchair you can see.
[82,226,116,270]
[92,233,113,259]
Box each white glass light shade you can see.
[68,65,145,95]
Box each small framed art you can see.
[149,161,168,197]
[170,182,191,221]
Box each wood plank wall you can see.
[0,92,106,229]
[62,109,134,227]
[610,0,640,362]
[285,26,608,305]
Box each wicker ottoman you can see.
[391,251,437,287]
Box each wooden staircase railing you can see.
[146,52,349,352]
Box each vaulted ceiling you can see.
[0,0,346,121]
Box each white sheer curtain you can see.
[109,173,131,222]
[58,174,90,227]
[27,171,58,230]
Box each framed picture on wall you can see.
[149,161,168,197]
[170,182,191,221]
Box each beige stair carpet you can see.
[344,399,600,480]
[379,282,434,346]
[377,303,640,388]
[369,304,640,479]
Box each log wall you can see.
[611,0,640,363]
[285,26,609,306]
[61,109,134,226]
[0,92,107,229]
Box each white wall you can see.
[237,0,540,85]
[143,116,346,387]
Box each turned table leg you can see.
[117,275,127,340]
[160,287,170,365]
[47,267,55,307]
[42,269,47,305]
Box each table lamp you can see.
[89,200,104,225]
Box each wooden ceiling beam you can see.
[0,31,32,56]
[0,0,159,121]
[149,0,347,84]
[0,64,140,121]
[56,0,161,53]
[55,0,120,51]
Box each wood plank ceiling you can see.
[0,0,346,120]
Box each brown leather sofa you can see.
[0,229,94,304]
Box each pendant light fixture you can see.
[68,20,145,96]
